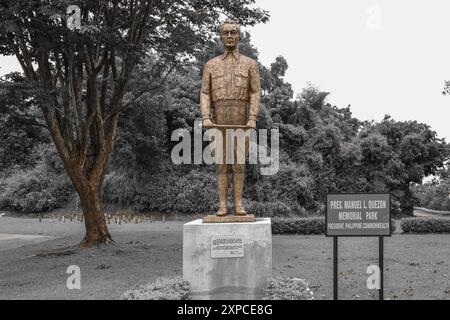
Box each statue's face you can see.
[220,24,240,49]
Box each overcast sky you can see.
[247,0,450,141]
[1,0,449,141]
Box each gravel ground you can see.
[0,216,449,300]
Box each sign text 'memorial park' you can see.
[326,194,391,236]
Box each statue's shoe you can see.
[216,207,228,216]
[234,206,247,216]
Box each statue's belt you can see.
[213,100,248,107]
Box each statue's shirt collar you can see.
[221,48,240,60]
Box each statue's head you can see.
[219,20,240,50]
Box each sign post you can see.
[333,236,338,300]
[326,193,391,300]
[379,236,384,300]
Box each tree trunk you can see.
[78,182,112,247]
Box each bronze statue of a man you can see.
[200,20,261,217]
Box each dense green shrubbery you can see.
[103,168,218,214]
[401,217,450,233]
[0,143,74,213]
[103,162,313,215]
[0,163,73,213]
[247,201,301,217]
[272,217,325,235]
[248,161,317,212]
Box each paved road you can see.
[0,233,55,252]
[414,207,450,217]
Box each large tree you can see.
[0,0,268,246]
[358,115,449,214]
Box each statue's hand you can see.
[246,119,256,129]
[202,118,214,129]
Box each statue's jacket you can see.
[200,48,261,125]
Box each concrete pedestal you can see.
[183,218,272,300]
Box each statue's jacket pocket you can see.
[234,69,249,99]
[211,70,225,101]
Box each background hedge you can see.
[401,217,450,234]
[272,217,325,235]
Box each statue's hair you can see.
[219,20,241,35]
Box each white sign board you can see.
[210,236,244,258]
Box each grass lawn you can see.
[0,216,449,300]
